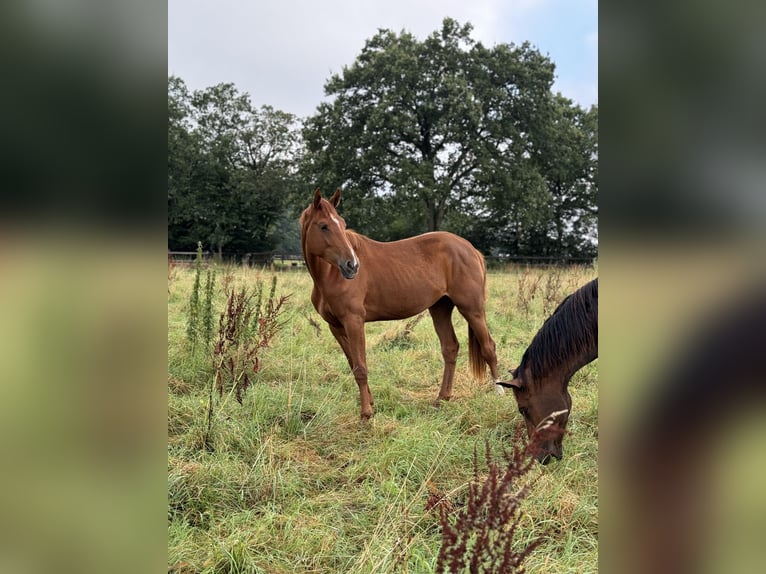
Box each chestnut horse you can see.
[300,188,500,420]
[499,278,598,463]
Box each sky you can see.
[168,0,597,119]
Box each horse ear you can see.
[313,188,322,208]
[496,377,523,390]
[329,188,342,208]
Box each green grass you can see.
[168,264,598,573]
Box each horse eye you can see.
[319,223,329,232]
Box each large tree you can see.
[302,18,597,256]
[168,77,303,256]
[464,95,598,258]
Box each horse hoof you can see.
[494,384,506,396]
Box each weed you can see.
[542,270,563,317]
[221,266,236,294]
[434,426,562,574]
[185,242,203,347]
[304,312,323,336]
[168,253,178,293]
[516,270,540,317]
[378,312,426,350]
[186,242,217,353]
[202,266,216,346]
[202,278,290,449]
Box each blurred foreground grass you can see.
[0,234,166,574]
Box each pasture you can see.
[168,264,598,573]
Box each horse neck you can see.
[559,346,598,388]
[530,292,597,389]
[527,338,597,392]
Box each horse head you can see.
[499,366,571,464]
[498,279,597,463]
[300,188,359,279]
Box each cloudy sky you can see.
[168,0,597,118]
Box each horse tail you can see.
[468,249,489,380]
[468,326,487,380]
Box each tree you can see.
[168,76,203,249]
[464,97,598,258]
[168,77,303,257]
[540,98,598,257]
[302,18,597,257]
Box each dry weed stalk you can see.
[202,277,290,449]
[542,270,563,316]
[304,312,322,336]
[516,270,540,317]
[221,267,236,294]
[379,312,426,349]
[433,426,563,573]
[168,254,178,292]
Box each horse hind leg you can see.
[428,297,459,402]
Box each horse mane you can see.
[345,229,362,249]
[518,278,598,384]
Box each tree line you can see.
[168,18,597,260]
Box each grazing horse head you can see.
[300,188,359,279]
[503,366,571,464]
[499,278,598,464]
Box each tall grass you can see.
[168,264,598,573]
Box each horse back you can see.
[348,231,486,319]
[365,231,482,268]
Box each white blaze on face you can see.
[330,214,358,268]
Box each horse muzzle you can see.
[537,447,563,465]
[339,259,359,279]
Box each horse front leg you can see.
[329,320,373,420]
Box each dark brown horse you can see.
[300,188,500,420]
[499,278,598,463]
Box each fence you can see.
[485,255,597,268]
[167,250,212,267]
[243,252,305,269]
[168,250,306,270]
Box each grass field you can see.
[168,263,598,573]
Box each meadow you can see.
[168,262,598,573]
